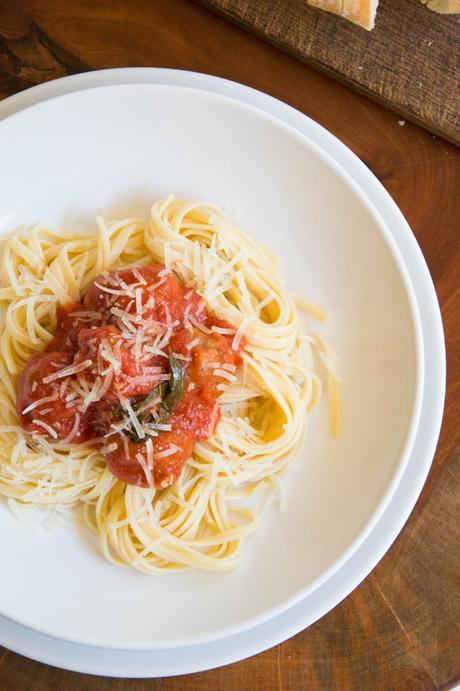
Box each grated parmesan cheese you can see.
[213,369,238,383]
[136,452,154,487]
[32,419,58,439]
[186,337,201,351]
[222,363,237,372]
[146,437,154,468]
[100,338,121,372]
[155,444,182,460]
[42,360,93,384]
[60,414,81,444]
[211,325,234,335]
[94,281,136,298]
[232,316,250,351]
[22,394,58,416]
[188,313,212,333]
[101,442,118,454]
[135,288,143,315]
[132,268,147,285]
[121,398,145,440]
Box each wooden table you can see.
[0,1,458,689]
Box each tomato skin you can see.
[47,302,102,353]
[168,328,198,356]
[190,334,236,399]
[200,317,246,358]
[152,274,189,325]
[17,351,91,441]
[171,392,220,440]
[106,429,194,488]
[170,327,237,399]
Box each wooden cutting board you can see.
[0,1,459,687]
[196,0,460,146]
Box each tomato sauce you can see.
[17,265,245,489]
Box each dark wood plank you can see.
[0,0,459,688]
[196,0,460,146]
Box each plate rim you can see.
[0,68,445,675]
[0,80,425,650]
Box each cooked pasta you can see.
[0,197,340,573]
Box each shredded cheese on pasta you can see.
[0,197,341,573]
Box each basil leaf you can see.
[157,353,186,423]
[132,383,167,415]
[125,428,144,443]
[115,352,187,441]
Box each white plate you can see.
[0,81,423,649]
[0,70,444,676]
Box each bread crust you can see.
[307,0,378,30]
[420,0,460,13]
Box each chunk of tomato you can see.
[17,351,91,441]
[104,429,194,488]
[170,327,237,399]
[171,391,220,440]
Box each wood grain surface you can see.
[0,1,459,689]
[196,0,460,146]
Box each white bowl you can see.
[0,84,423,649]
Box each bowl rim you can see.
[0,80,425,650]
